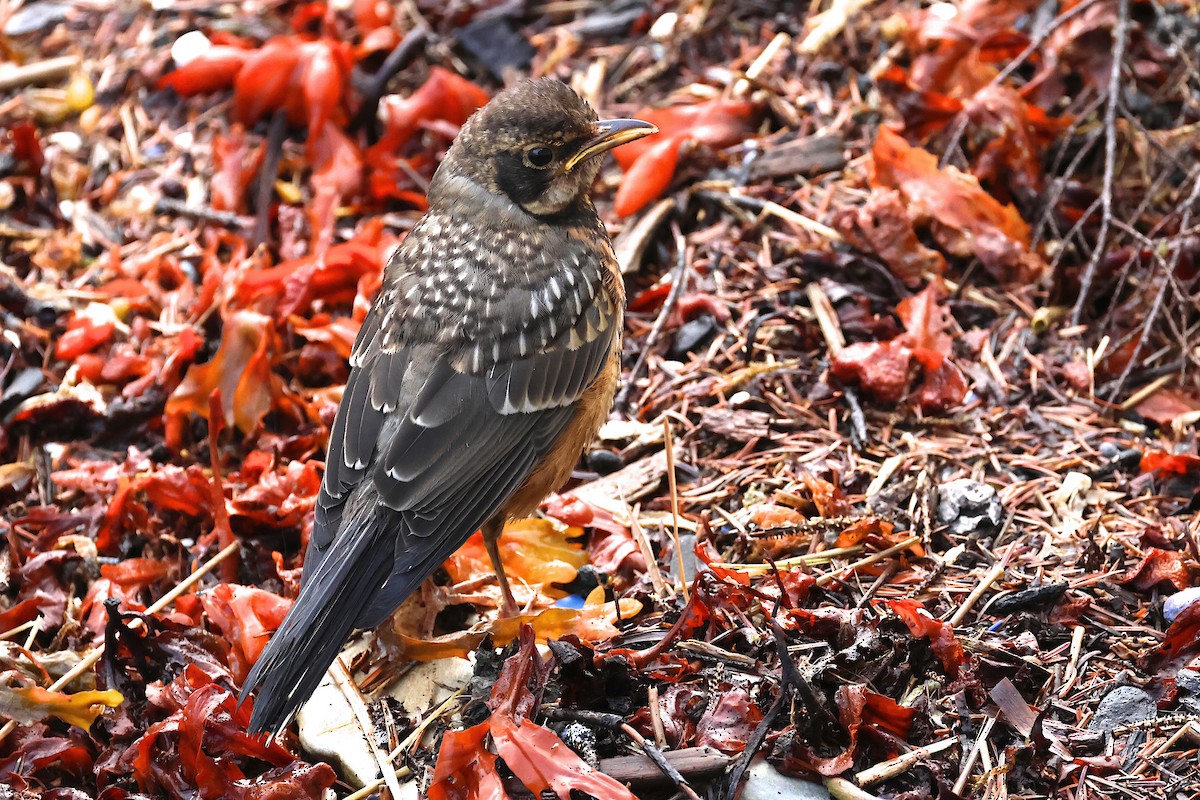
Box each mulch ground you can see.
[1,1,1199,799]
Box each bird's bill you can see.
[564,118,658,170]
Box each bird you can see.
[238,78,656,736]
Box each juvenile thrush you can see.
[239,78,655,735]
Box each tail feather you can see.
[240,507,392,736]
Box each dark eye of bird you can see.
[526,146,554,168]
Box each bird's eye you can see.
[525,146,555,168]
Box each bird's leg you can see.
[482,517,519,618]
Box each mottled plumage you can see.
[238,79,655,736]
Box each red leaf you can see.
[212,126,263,213]
[373,67,490,154]
[299,42,344,141]
[142,465,212,516]
[55,316,115,361]
[428,723,507,800]
[490,715,639,800]
[234,38,300,128]
[1140,600,1200,674]
[860,690,915,739]
[831,341,912,404]
[159,46,251,95]
[614,133,683,216]
[1140,451,1200,477]
[612,99,758,170]
[0,727,93,781]
[695,687,763,754]
[1135,389,1200,428]
[202,584,292,683]
[916,359,968,414]
[888,598,966,677]
[1120,548,1194,592]
[100,557,171,593]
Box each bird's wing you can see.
[310,292,615,585]
[242,288,616,735]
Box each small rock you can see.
[587,449,624,475]
[1088,686,1156,733]
[1164,586,1200,622]
[1175,669,1200,695]
[937,479,1003,535]
[171,30,212,68]
[741,758,831,800]
[669,314,719,359]
[456,17,534,80]
[3,1,70,35]
[559,722,598,766]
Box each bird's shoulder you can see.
[360,175,621,373]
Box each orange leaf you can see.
[1120,548,1194,592]
[158,46,250,95]
[614,133,683,216]
[888,598,966,677]
[233,37,300,127]
[445,517,587,590]
[870,126,1043,282]
[428,723,507,800]
[490,715,639,800]
[165,309,288,435]
[201,584,292,682]
[0,686,123,729]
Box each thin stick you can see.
[343,690,463,800]
[1118,373,1174,411]
[815,536,920,587]
[806,282,845,356]
[733,32,791,95]
[824,777,881,800]
[331,658,405,800]
[663,417,689,602]
[0,55,80,91]
[0,618,39,642]
[1071,0,1128,325]
[948,559,1006,626]
[647,684,667,749]
[725,544,864,574]
[620,722,703,800]
[756,197,845,242]
[628,506,670,597]
[854,737,957,785]
[0,540,240,745]
[952,716,996,795]
[614,229,690,415]
[1058,624,1086,697]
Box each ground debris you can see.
[2,0,1199,798]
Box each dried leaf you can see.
[0,686,123,729]
[870,126,1044,282]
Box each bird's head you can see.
[437,79,657,217]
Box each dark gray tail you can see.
[239,507,393,736]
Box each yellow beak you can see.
[563,118,658,171]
